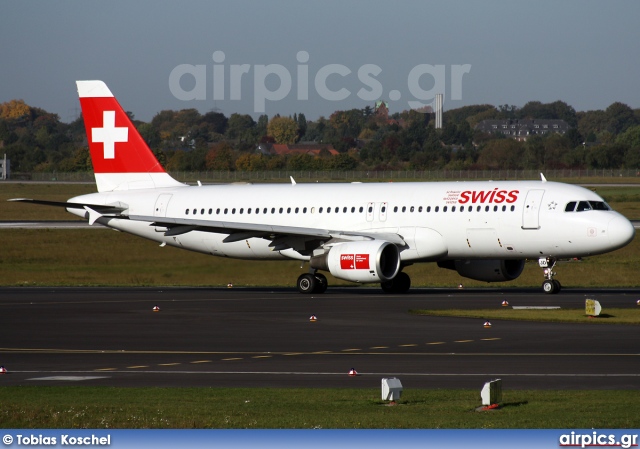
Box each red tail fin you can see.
[76,80,183,192]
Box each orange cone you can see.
[484,321,492,328]
[501,300,509,307]
[348,368,358,376]
[152,305,160,312]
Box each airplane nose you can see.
[608,216,635,249]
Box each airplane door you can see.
[379,202,388,222]
[522,189,544,229]
[153,193,172,232]
[366,202,375,222]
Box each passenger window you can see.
[477,206,481,212]
[427,206,431,212]
[216,208,220,214]
[319,207,323,213]
[485,206,490,212]
[502,205,506,211]
[510,205,515,211]
[287,207,291,213]
[279,207,283,214]
[239,208,244,214]
[185,209,189,215]
[443,206,448,212]
[303,207,307,213]
[418,206,423,212]
[368,206,373,213]
[232,208,236,214]
[224,208,228,214]
[351,207,355,213]
[263,208,267,214]
[327,207,331,213]
[452,206,456,212]
[193,209,197,214]
[410,206,415,212]
[435,206,439,212]
[565,201,577,212]
[343,207,347,213]
[402,206,406,212]
[394,206,398,212]
[271,208,275,214]
[359,206,364,213]
[335,207,339,214]
[295,207,299,213]
[208,208,212,215]
[201,208,205,214]
[381,206,386,213]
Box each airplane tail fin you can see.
[76,80,184,193]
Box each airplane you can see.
[10,80,635,294]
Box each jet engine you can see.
[437,259,525,282]
[310,240,401,283]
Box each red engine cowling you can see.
[437,259,525,282]
[310,241,401,283]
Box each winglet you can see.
[540,173,547,182]
[290,176,297,185]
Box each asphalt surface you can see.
[0,287,639,390]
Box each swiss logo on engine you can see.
[340,254,370,269]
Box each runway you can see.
[0,287,638,390]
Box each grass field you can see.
[1,387,639,429]
[410,308,640,325]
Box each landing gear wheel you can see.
[314,273,328,293]
[381,271,411,294]
[542,280,555,294]
[297,273,317,294]
[539,257,561,294]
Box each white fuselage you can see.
[67,180,635,264]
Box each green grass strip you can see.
[0,387,639,429]
[409,308,640,325]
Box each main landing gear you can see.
[539,257,561,294]
[297,271,328,294]
[381,271,411,294]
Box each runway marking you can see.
[126,365,148,369]
[222,358,243,361]
[427,342,446,345]
[252,355,272,359]
[283,353,303,356]
[399,344,418,347]
[158,363,181,366]
[370,346,388,349]
[94,368,117,371]
[313,351,331,354]
[454,340,474,343]
[481,338,501,341]
[27,376,108,381]
[190,360,212,364]
[12,369,640,378]
[341,348,361,352]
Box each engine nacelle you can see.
[310,241,401,283]
[437,259,525,282]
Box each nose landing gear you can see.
[539,257,561,294]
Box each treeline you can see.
[1,97,639,174]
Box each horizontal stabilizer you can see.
[8,198,127,215]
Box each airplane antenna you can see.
[540,173,547,183]
[290,176,297,185]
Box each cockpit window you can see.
[576,201,592,212]
[589,201,610,211]
[565,201,576,212]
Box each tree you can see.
[205,143,235,170]
[226,113,255,140]
[0,99,31,120]
[605,102,637,135]
[267,116,299,144]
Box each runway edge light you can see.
[382,377,403,403]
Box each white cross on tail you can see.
[92,111,128,159]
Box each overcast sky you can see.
[2,0,639,122]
